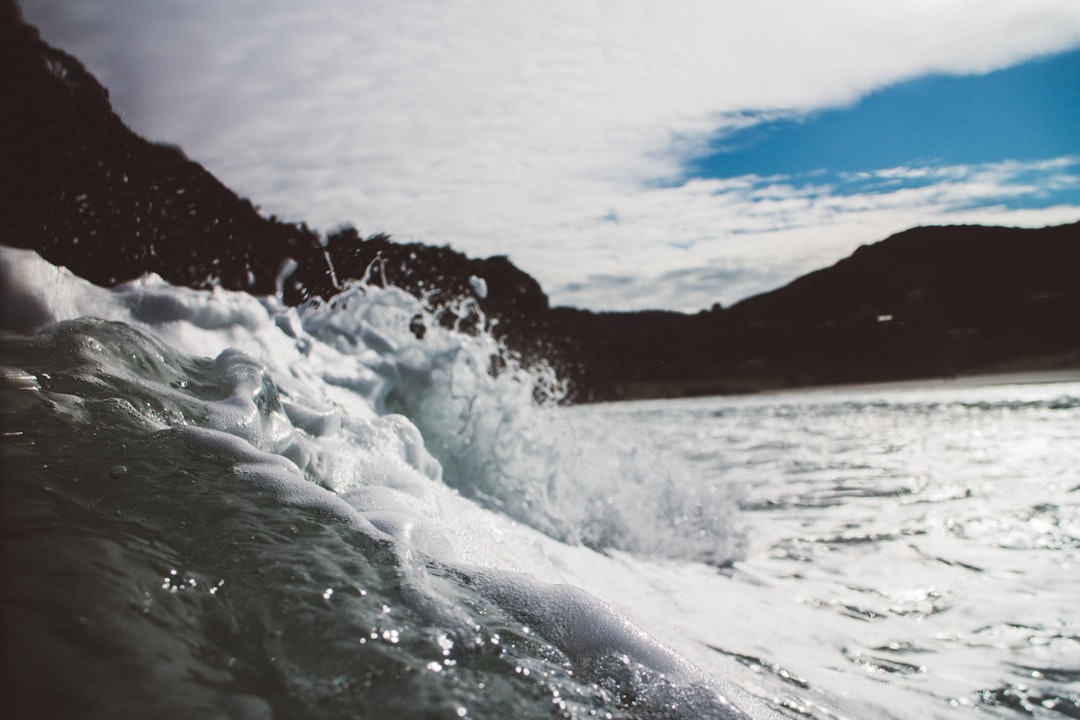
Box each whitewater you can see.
[1,244,1078,719]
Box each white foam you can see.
[0,244,750,716]
[173,424,384,536]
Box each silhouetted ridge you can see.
[732,224,1080,327]
[552,222,1080,399]
[0,5,332,305]
[0,5,566,378]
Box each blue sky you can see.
[21,0,1080,312]
[686,49,1080,212]
[693,50,1080,177]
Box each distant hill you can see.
[4,5,1078,402]
[552,222,1080,400]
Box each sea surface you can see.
[2,244,1078,719]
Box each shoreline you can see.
[604,351,1080,403]
[756,366,1080,398]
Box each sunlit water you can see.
[2,245,1077,719]
[571,384,1080,718]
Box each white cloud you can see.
[21,0,1080,310]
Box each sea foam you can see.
[1,244,750,717]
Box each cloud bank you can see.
[23,0,1080,310]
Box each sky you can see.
[20,0,1080,312]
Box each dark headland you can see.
[3,4,1079,402]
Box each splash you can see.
[298,274,743,563]
[0,244,750,718]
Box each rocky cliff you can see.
[0,4,561,374]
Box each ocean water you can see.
[2,244,1078,719]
